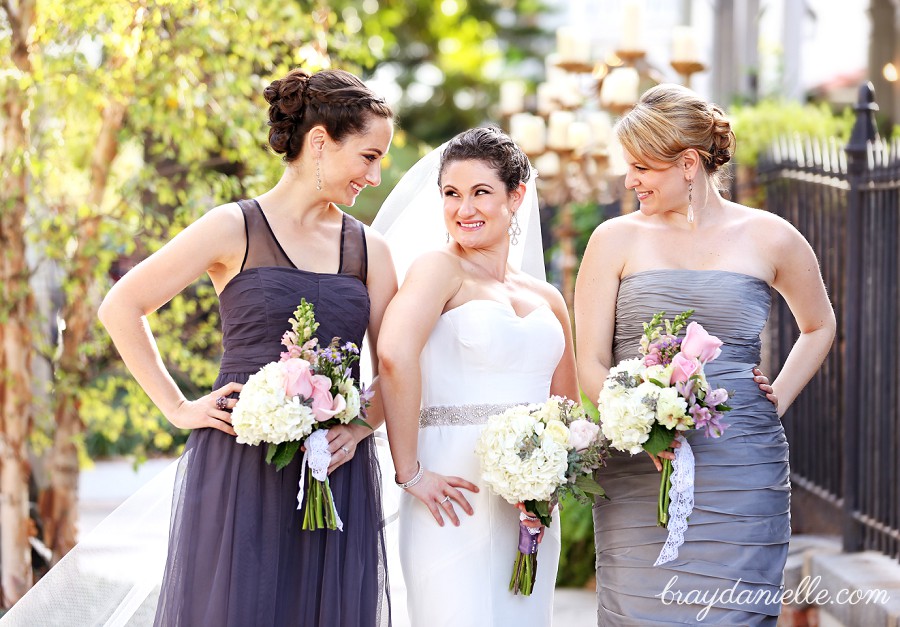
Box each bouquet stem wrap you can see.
[654,434,694,565]
[509,513,542,596]
[297,429,344,531]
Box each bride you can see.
[375,127,577,626]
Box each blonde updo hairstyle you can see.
[614,83,735,188]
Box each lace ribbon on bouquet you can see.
[297,429,344,531]
[654,434,695,566]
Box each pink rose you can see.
[283,358,314,397]
[314,393,347,422]
[680,322,722,363]
[308,375,342,422]
[567,419,601,451]
[670,353,700,384]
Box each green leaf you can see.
[271,440,302,470]
[265,442,278,464]
[643,423,676,455]
[574,474,607,499]
[350,417,373,430]
[579,390,599,421]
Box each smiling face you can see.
[622,148,689,218]
[322,116,394,206]
[440,159,523,250]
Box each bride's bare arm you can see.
[532,282,578,401]
[377,251,478,526]
[98,203,246,435]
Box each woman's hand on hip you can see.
[169,381,242,436]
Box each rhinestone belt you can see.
[418,402,522,428]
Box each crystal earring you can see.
[687,179,694,224]
[315,156,322,191]
[508,213,522,245]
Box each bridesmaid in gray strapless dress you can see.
[574,85,835,626]
[593,269,789,625]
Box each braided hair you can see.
[438,126,532,193]
[263,68,393,162]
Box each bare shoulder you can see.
[587,212,641,244]
[732,202,807,248]
[361,223,391,258]
[405,248,464,283]
[200,201,246,237]
[518,272,568,313]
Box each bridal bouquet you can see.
[597,310,731,564]
[232,299,372,531]
[475,396,607,595]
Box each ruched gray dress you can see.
[594,269,789,626]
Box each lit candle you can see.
[510,113,546,155]
[671,26,700,63]
[499,80,526,116]
[534,151,561,178]
[588,112,612,148]
[567,121,591,152]
[557,26,591,64]
[547,110,574,150]
[600,67,639,106]
[536,82,556,116]
[620,0,643,52]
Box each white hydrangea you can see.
[232,362,316,446]
[475,404,570,504]
[598,382,656,455]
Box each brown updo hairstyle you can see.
[263,68,393,162]
[614,83,735,187]
[438,126,532,193]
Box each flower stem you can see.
[658,456,673,527]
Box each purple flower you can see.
[705,387,729,407]
[342,342,360,355]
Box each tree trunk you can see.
[0,0,36,608]
[40,99,128,562]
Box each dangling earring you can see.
[446,232,450,243]
[315,156,322,191]
[508,212,522,246]
[687,179,694,224]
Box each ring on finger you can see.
[215,396,229,411]
[440,495,451,505]
[341,446,350,454]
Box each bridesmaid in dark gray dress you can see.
[574,84,835,625]
[99,68,398,626]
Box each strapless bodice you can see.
[419,300,565,407]
[614,269,771,368]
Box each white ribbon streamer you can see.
[654,434,694,566]
[297,429,343,531]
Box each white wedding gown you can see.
[399,299,565,627]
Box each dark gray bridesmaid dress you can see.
[594,269,789,626]
[154,199,390,626]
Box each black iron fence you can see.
[756,83,900,561]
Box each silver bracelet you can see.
[395,462,424,489]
